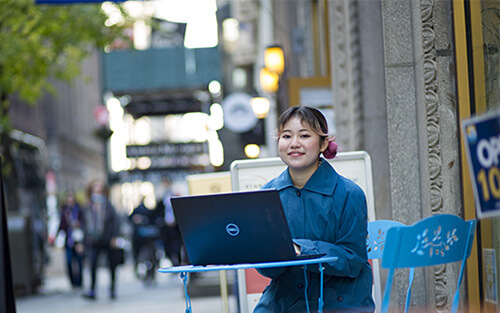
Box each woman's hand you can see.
[293,243,301,255]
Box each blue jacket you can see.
[254,159,375,313]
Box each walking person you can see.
[82,180,120,300]
[52,190,86,289]
[160,178,183,266]
[254,106,374,313]
[129,197,153,276]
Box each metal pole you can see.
[264,94,278,157]
[219,271,230,313]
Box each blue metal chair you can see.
[367,220,406,259]
[380,214,477,313]
[367,220,405,313]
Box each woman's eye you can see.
[281,134,291,139]
[301,134,310,138]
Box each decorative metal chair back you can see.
[367,220,405,259]
[366,220,405,313]
[380,214,477,313]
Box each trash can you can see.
[7,214,44,295]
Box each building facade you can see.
[41,49,107,193]
[222,0,499,311]
[6,48,105,294]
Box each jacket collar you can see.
[274,158,338,196]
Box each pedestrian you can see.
[82,180,120,300]
[159,178,183,266]
[51,190,85,289]
[128,196,154,276]
[254,106,375,312]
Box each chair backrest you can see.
[380,214,477,313]
[366,220,405,313]
[367,220,405,260]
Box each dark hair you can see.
[277,106,329,139]
[86,179,109,199]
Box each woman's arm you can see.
[296,187,368,278]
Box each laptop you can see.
[171,189,325,266]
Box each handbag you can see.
[71,228,84,243]
[113,247,125,266]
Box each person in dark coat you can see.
[159,178,183,266]
[129,197,154,275]
[82,180,120,300]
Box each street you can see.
[15,248,238,313]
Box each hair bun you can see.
[323,140,338,159]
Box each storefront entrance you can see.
[455,0,500,311]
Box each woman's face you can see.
[66,194,75,206]
[278,116,328,172]
[92,183,104,195]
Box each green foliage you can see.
[0,0,132,177]
[0,0,131,131]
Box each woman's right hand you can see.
[293,243,301,255]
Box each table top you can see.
[158,255,338,273]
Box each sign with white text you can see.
[462,110,500,219]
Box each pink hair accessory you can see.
[323,139,338,159]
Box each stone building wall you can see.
[327,0,463,311]
[42,49,106,194]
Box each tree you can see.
[0,0,131,174]
[0,2,132,293]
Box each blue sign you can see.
[462,110,500,219]
[36,0,126,4]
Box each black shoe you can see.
[82,290,96,300]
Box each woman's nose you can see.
[290,136,300,147]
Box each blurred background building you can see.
[2,0,499,312]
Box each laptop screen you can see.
[171,189,298,265]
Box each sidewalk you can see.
[15,248,238,313]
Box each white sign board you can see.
[231,151,375,222]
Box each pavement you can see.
[15,248,238,313]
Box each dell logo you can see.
[226,223,240,236]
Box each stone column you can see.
[328,0,363,152]
[380,0,463,311]
[416,0,463,311]
[380,0,425,310]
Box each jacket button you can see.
[297,282,304,289]
[296,190,301,197]
[337,296,343,302]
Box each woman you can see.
[254,106,374,313]
[54,190,85,289]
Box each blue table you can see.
[159,256,338,313]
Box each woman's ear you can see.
[320,137,329,153]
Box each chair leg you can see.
[451,261,467,313]
[404,267,415,313]
[381,268,395,313]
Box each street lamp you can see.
[257,45,285,157]
[264,45,285,76]
[259,67,279,93]
[244,144,261,159]
[250,97,270,119]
